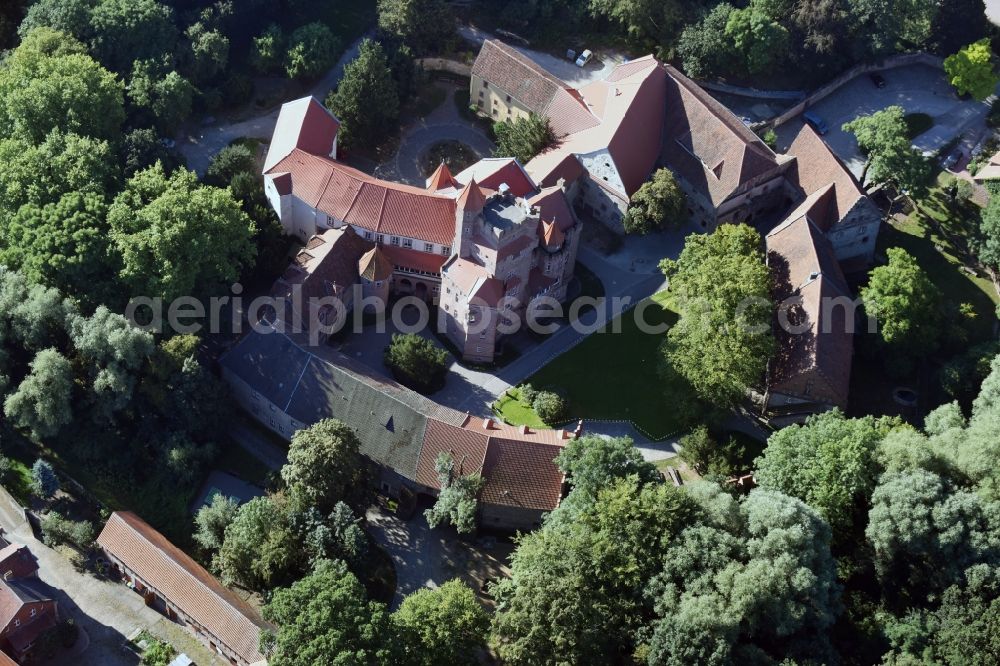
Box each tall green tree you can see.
[383,333,449,393]
[393,579,489,666]
[622,168,687,234]
[843,105,931,193]
[281,419,369,514]
[0,30,125,142]
[676,3,736,78]
[127,60,196,135]
[861,247,942,366]
[108,163,256,301]
[943,39,1000,101]
[492,114,554,164]
[424,452,485,534]
[17,0,94,41]
[0,192,117,307]
[193,493,239,552]
[754,410,901,539]
[646,486,841,664]
[284,22,339,81]
[326,39,399,150]
[377,0,454,54]
[724,2,790,74]
[251,24,284,75]
[88,0,177,73]
[216,495,299,592]
[659,224,774,406]
[554,434,659,500]
[978,194,1000,271]
[261,559,395,666]
[3,348,74,440]
[184,21,229,84]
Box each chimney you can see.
[482,418,495,430]
[499,183,511,199]
[556,177,566,192]
[573,420,583,438]
[520,424,530,435]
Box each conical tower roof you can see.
[358,246,393,282]
[426,162,458,191]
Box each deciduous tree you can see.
[193,493,239,552]
[282,419,369,514]
[393,579,489,666]
[424,452,485,534]
[88,0,177,73]
[492,114,554,164]
[377,0,454,54]
[383,333,448,393]
[4,349,73,440]
[944,39,999,101]
[285,22,339,81]
[623,168,687,234]
[261,559,395,665]
[659,224,774,406]
[216,496,299,592]
[108,163,256,301]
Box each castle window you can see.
[365,231,373,240]
[506,94,511,103]
[391,236,400,246]
[377,234,385,244]
[402,238,413,248]
[482,80,488,88]
[442,246,451,255]
[424,243,434,252]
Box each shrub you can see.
[532,390,568,424]
[384,333,449,393]
[519,383,538,404]
[205,143,257,187]
[41,512,96,550]
[31,459,59,498]
[251,24,284,75]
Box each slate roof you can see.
[472,40,599,137]
[222,327,573,513]
[96,512,271,665]
[660,64,784,208]
[766,215,853,409]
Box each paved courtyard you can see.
[777,64,996,180]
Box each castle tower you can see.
[454,179,486,259]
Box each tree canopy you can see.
[285,22,339,81]
[492,114,555,164]
[262,559,395,666]
[659,224,774,406]
[326,39,399,151]
[108,163,256,301]
[622,168,687,234]
[943,39,999,101]
[843,106,931,193]
[383,333,449,393]
[377,0,454,54]
[282,419,369,514]
[393,579,489,666]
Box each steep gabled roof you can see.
[264,97,340,172]
[525,56,666,198]
[784,123,869,230]
[766,216,853,409]
[481,437,565,511]
[426,162,459,191]
[472,40,599,136]
[96,512,271,665]
[660,64,783,207]
[358,246,394,281]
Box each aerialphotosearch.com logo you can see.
[124,282,877,346]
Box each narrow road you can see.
[178,31,372,175]
[0,494,222,666]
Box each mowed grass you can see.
[882,175,998,343]
[525,291,688,439]
[495,388,549,428]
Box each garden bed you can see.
[419,139,478,177]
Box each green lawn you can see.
[523,291,691,439]
[494,388,549,428]
[882,175,998,343]
[1,456,34,507]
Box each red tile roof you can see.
[266,149,457,245]
[380,244,447,275]
[529,185,575,232]
[481,438,565,511]
[456,179,487,211]
[416,419,490,489]
[472,40,599,137]
[0,545,36,580]
[264,97,339,172]
[426,162,459,191]
[96,512,271,665]
[454,158,537,198]
[784,123,868,231]
[358,246,393,281]
[525,56,666,197]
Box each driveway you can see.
[376,82,495,186]
[779,64,996,180]
[0,497,224,666]
[365,502,511,610]
[457,24,621,89]
[178,32,371,175]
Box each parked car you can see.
[566,49,576,61]
[803,111,830,135]
[941,146,965,171]
[575,49,593,67]
[869,72,887,88]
